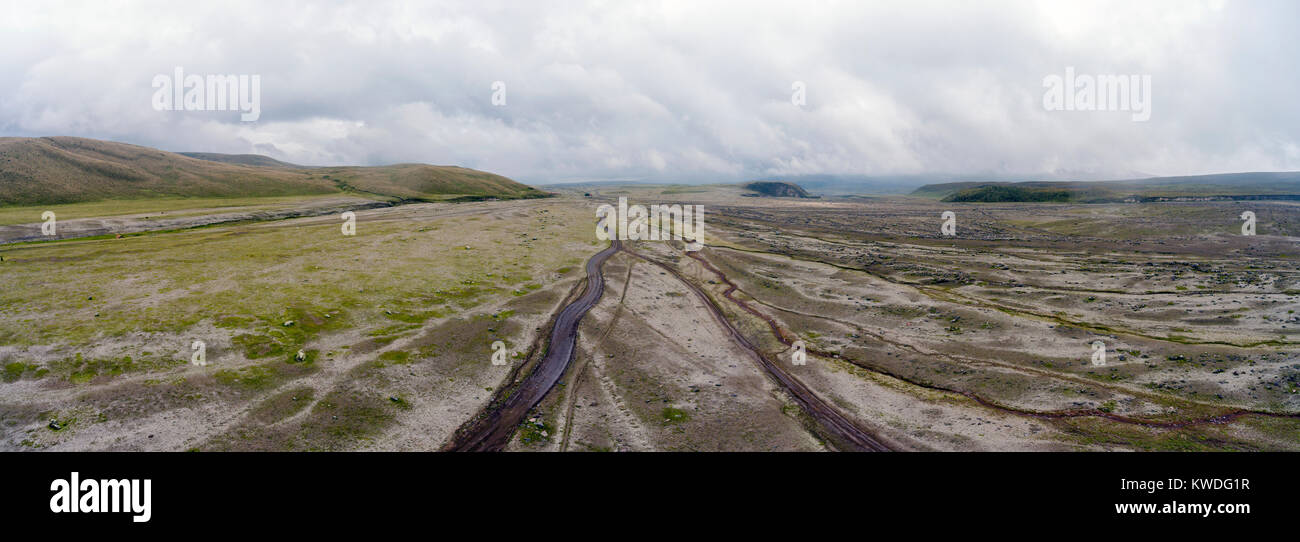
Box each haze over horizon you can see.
[2,0,1298,184]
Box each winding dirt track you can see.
[447,238,890,452]
[445,240,622,451]
[622,247,893,451]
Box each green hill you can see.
[0,137,546,206]
[944,185,1073,202]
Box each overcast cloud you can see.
[1,0,1297,183]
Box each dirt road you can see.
[446,240,621,451]
[623,246,893,452]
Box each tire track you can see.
[620,246,892,452]
[444,240,621,451]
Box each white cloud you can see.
[1,0,1297,183]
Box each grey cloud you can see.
[1,0,1297,184]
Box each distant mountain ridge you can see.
[179,152,306,169]
[743,181,812,198]
[912,172,1300,203]
[0,137,546,206]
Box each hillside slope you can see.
[0,137,545,206]
[319,164,546,202]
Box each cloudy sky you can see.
[1,0,1297,184]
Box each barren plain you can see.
[3,185,1298,451]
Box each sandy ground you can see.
[3,187,1298,451]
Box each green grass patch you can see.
[248,386,315,424]
[231,306,344,359]
[299,390,397,449]
[3,361,45,382]
[661,407,691,424]
[212,364,278,391]
[48,353,182,383]
[375,350,413,366]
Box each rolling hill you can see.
[0,137,547,206]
